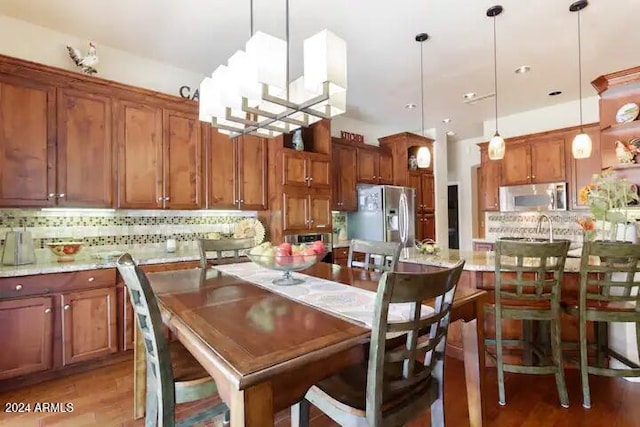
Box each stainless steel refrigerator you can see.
[346,185,415,248]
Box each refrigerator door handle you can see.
[399,192,408,244]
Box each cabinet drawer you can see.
[0,268,116,299]
[333,247,349,260]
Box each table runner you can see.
[213,263,434,328]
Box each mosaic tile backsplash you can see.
[0,209,257,262]
[486,211,590,245]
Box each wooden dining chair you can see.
[564,240,640,409]
[488,239,571,408]
[347,239,402,272]
[198,237,255,268]
[116,253,228,427]
[292,260,465,427]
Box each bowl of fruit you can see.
[415,239,441,256]
[247,240,327,285]
[47,241,84,262]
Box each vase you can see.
[292,129,304,151]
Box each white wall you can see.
[433,131,449,248]
[0,14,204,96]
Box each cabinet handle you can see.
[309,219,315,224]
[165,196,170,201]
[158,197,164,202]
[48,193,56,199]
[240,199,244,203]
[63,304,71,311]
[531,175,535,179]
[44,308,51,314]
[15,284,22,291]
[308,177,313,181]
[88,277,95,282]
[58,193,65,198]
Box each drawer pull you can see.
[15,284,23,291]
[44,308,51,314]
[63,304,71,311]
[88,277,95,282]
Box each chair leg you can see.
[430,353,445,426]
[579,316,592,409]
[223,409,230,426]
[430,397,445,427]
[496,312,506,406]
[291,399,311,427]
[550,317,569,408]
[145,370,158,427]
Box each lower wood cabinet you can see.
[417,213,435,241]
[0,297,54,380]
[61,287,117,366]
[332,247,349,267]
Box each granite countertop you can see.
[400,247,583,273]
[0,247,201,278]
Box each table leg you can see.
[462,317,486,427]
[134,320,146,420]
[230,382,274,427]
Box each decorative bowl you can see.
[47,241,84,262]
[246,252,325,286]
[415,239,441,255]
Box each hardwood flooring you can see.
[1,357,639,426]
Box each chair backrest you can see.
[198,237,255,268]
[494,239,570,303]
[579,241,640,305]
[116,253,175,425]
[365,260,465,425]
[347,239,402,272]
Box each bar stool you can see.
[564,240,640,408]
[347,239,402,272]
[198,237,255,268]
[487,238,571,407]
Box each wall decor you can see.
[340,130,364,143]
[66,41,98,75]
[179,85,200,100]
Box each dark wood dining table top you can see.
[148,261,482,390]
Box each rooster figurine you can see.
[66,42,98,75]
[615,140,636,164]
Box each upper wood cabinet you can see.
[478,147,501,211]
[332,142,357,211]
[501,137,566,186]
[207,130,268,210]
[378,152,393,184]
[282,150,330,189]
[409,171,435,213]
[117,101,203,209]
[282,188,331,232]
[356,146,393,184]
[0,73,56,207]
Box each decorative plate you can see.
[629,137,640,150]
[615,103,639,123]
[233,218,266,246]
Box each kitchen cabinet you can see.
[117,101,203,209]
[208,130,268,210]
[333,247,349,266]
[409,171,435,213]
[332,142,357,211]
[0,73,56,207]
[478,146,501,211]
[501,137,565,186]
[282,189,331,232]
[282,150,330,189]
[356,146,393,184]
[0,297,54,380]
[61,287,118,366]
[417,213,435,241]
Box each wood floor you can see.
[1,357,639,426]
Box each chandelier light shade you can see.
[487,5,505,161]
[416,146,431,169]
[198,1,347,138]
[570,0,592,159]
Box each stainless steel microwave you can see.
[499,182,567,212]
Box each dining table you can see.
[132,261,488,427]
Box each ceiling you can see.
[1,0,639,139]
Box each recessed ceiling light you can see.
[446,131,456,136]
[548,90,562,96]
[442,118,451,124]
[515,65,531,74]
[463,92,476,100]
[405,103,417,109]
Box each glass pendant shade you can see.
[303,30,347,95]
[416,146,431,168]
[246,31,287,91]
[227,50,261,107]
[488,133,506,160]
[572,132,592,159]
[198,77,214,123]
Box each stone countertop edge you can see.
[400,248,582,273]
[471,238,495,244]
[332,241,351,248]
[0,250,201,278]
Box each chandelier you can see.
[198,0,347,138]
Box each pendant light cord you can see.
[577,8,584,133]
[493,14,499,135]
[249,0,254,36]
[285,0,290,101]
[420,42,425,136]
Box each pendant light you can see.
[487,5,505,161]
[415,33,431,169]
[570,0,592,159]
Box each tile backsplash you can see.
[485,211,586,244]
[0,209,257,261]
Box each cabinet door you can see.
[238,135,268,210]
[356,148,378,183]
[421,214,436,241]
[309,192,332,231]
[331,146,342,210]
[501,140,530,186]
[208,128,237,209]
[57,89,113,207]
[570,127,601,210]
[308,156,331,189]
[336,145,357,211]
[0,74,56,207]
[408,172,422,212]
[282,191,308,232]
[163,110,202,209]
[61,287,117,366]
[420,173,434,211]
[0,297,53,380]
[479,149,501,211]
[116,101,163,208]
[530,136,566,184]
[282,151,308,187]
[378,152,393,184]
